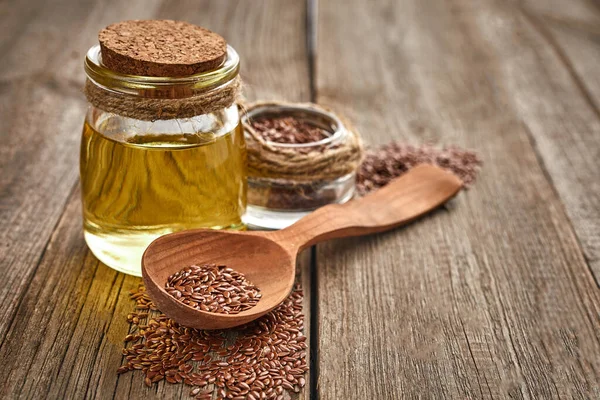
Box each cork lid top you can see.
[98,20,227,77]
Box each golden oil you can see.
[80,120,246,275]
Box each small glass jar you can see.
[81,44,246,276]
[242,103,360,230]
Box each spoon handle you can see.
[274,164,463,250]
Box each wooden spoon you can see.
[142,164,463,330]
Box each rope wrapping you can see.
[242,102,364,183]
[84,76,242,121]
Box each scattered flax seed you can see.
[165,264,262,315]
[119,284,307,400]
[357,143,482,196]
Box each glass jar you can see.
[81,44,246,276]
[242,103,361,230]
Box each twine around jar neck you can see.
[242,102,364,183]
[85,76,242,121]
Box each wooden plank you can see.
[0,0,312,399]
[0,0,168,396]
[315,0,600,399]
[513,0,600,280]
[116,2,314,398]
[0,0,164,342]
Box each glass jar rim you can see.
[242,104,347,149]
[84,44,240,92]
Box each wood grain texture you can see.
[315,0,600,398]
[154,0,311,102]
[0,0,94,342]
[0,0,165,342]
[3,0,600,399]
[0,0,312,399]
[515,0,600,280]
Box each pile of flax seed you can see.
[119,284,306,400]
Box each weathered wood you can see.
[315,0,600,399]
[0,0,167,342]
[0,187,137,399]
[0,0,93,342]
[4,0,600,399]
[515,0,600,280]
[0,0,312,399]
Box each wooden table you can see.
[2,0,600,398]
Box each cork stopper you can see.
[99,20,227,77]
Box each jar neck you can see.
[84,45,241,121]
[84,44,240,100]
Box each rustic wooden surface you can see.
[315,0,600,399]
[0,0,598,399]
[0,0,311,399]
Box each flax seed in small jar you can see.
[241,102,363,230]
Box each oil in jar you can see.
[80,118,246,276]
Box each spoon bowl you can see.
[143,230,296,329]
[142,164,463,329]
